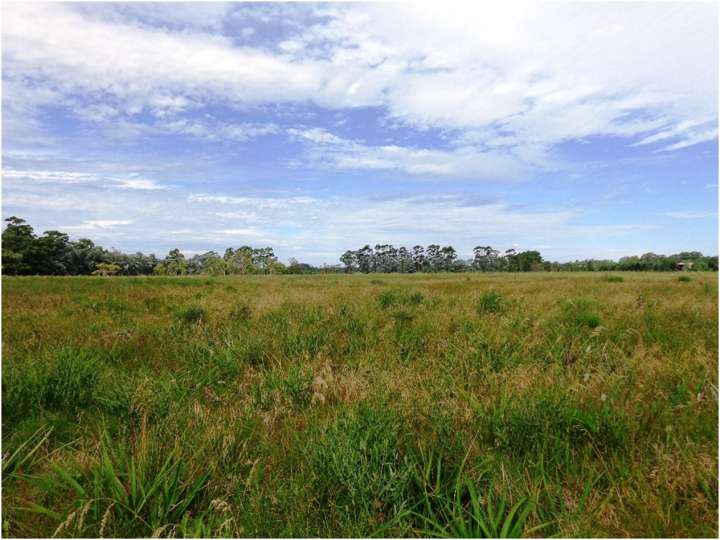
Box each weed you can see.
[560,298,601,329]
[379,290,397,309]
[476,291,503,314]
[230,300,252,322]
[379,290,424,309]
[254,366,312,409]
[306,402,412,533]
[29,429,210,537]
[2,272,717,538]
[3,348,101,420]
[488,392,628,462]
[176,305,206,325]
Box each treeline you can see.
[1,217,324,276]
[2,217,717,276]
[340,244,718,273]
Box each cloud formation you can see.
[1,2,717,262]
[3,2,716,161]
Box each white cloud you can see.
[188,194,318,209]
[288,128,534,179]
[660,211,717,220]
[115,178,165,191]
[2,169,98,184]
[659,129,718,152]
[3,2,716,163]
[219,228,264,236]
[2,169,168,191]
[63,220,133,231]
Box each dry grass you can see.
[2,272,717,537]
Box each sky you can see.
[1,1,718,264]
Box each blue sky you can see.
[2,1,718,264]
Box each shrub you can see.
[601,275,624,283]
[678,275,691,282]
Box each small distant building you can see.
[674,261,694,271]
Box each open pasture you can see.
[2,273,718,537]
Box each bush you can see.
[601,275,624,283]
[678,275,692,282]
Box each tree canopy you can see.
[2,217,716,276]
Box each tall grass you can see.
[2,272,717,537]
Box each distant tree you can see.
[356,245,373,273]
[164,248,188,275]
[2,216,36,275]
[340,250,357,273]
[473,246,500,271]
[426,244,441,272]
[440,245,457,271]
[398,246,412,273]
[503,249,518,271]
[28,230,72,275]
[515,250,543,272]
[68,238,106,275]
[412,245,425,272]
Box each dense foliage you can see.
[340,244,717,272]
[2,217,716,276]
[1,217,317,276]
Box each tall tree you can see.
[412,245,425,272]
[164,248,188,275]
[2,216,36,274]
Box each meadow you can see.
[2,272,717,538]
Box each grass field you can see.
[2,272,718,537]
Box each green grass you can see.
[2,272,717,537]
